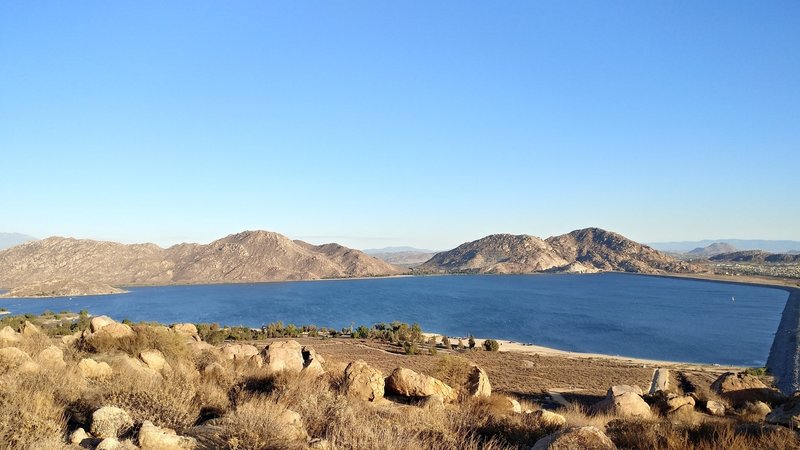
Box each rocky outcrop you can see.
[532,426,617,450]
[0,230,403,288]
[220,344,259,362]
[78,358,113,379]
[385,368,456,401]
[594,385,652,418]
[343,360,384,401]
[465,364,491,398]
[766,393,800,428]
[711,372,784,407]
[419,228,694,275]
[261,340,305,372]
[91,407,134,439]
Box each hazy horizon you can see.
[2,2,798,250]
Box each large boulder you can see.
[343,360,384,401]
[466,364,491,397]
[0,346,32,367]
[385,367,456,401]
[530,409,567,427]
[301,346,325,376]
[532,426,617,450]
[0,326,20,343]
[261,340,304,372]
[494,395,523,414]
[36,346,66,370]
[706,400,726,416]
[649,368,670,394]
[711,372,784,407]
[90,316,117,333]
[221,344,259,361]
[78,358,113,379]
[766,393,800,428]
[138,420,197,449]
[171,323,198,336]
[20,320,41,336]
[91,406,134,439]
[140,349,169,372]
[594,386,652,418]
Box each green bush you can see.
[468,335,476,349]
[483,339,499,352]
[403,341,419,355]
[441,335,451,349]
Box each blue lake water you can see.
[0,273,789,366]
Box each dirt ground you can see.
[249,337,734,406]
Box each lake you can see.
[0,273,789,366]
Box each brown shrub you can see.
[0,374,68,449]
[83,325,189,361]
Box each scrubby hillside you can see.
[0,230,403,288]
[419,228,695,275]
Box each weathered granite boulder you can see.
[649,368,670,393]
[20,320,41,336]
[530,409,567,427]
[261,340,304,372]
[171,323,198,336]
[495,396,523,414]
[116,354,160,379]
[138,420,197,449]
[90,316,117,333]
[532,426,617,450]
[140,349,169,372]
[301,345,325,376]
[343,360,384,401]
[221,343,260,361]
[711,372,784,407]
[0,346,32,368]
[36,346,66,370]
[91,406,134,438]
[385,367,456,401]
[594,386,652,418]
[766,393,800,428]
[741,400,772,419]
[466,364,491,397]
[78,358,113,379]
[69,427,92,445]
[0,326,20,343]
[706,400,726,416]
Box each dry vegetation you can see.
[0,314,798,449]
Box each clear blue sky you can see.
[1,1,798,250]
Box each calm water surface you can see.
[0,273,788,366]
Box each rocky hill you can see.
[418,228,694,275]
[686,242,737,258]
[0,231,404,288]
[710,251,800,264]
[0,279,126,298]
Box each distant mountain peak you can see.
[0,232,37,251]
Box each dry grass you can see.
[82,324,190,360]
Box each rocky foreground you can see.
[0,315,799,449]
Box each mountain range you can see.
[0,230,402,288]
[417,228,694,275]
[0,227,697,290]
[648,239,800,254]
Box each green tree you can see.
[468,334,476,349]
[483,339,500,352]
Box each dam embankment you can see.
[767,288,800,395]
